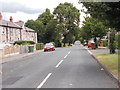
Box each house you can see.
[15,20,37,43]
[0,13,37,44]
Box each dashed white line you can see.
[64,51,71,59]
[55,60,63,68]
[68,51,71,54]
[87,49,92,55]
[64,54,68,58]
[84,47,88,50]
[83,47,92,55]
[37,73,52,88]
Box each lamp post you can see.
[107,31,111,48]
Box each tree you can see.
[25,19,36,30]
[25,8,54,43]
[81,17,106,48]
[81,2,120,53]
[53,2,80,44]
[109,29,116,54]
[37,8,54,26]
[44,19,62,43]
[25,20,45,43]
[81,2,120,31]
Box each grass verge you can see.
[93,52,119,78]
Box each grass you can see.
[93,52,119,78]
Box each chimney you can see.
[10,16,13,22]
[18,20,24,22]
[0,12,2,20]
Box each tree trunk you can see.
[109,30,116,54]
[94,37,97,49]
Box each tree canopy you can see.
[25,3,81,45]
[53,2,80,44]
[81,2,120,31]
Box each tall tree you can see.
[53,2,80,44]
[25,20,45,43]
[81,2,120,31]
[37,8,54,26]
[81,2,120,53]
[81,17,106,48]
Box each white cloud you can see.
[1,0,86,25]
[2,12,40,22]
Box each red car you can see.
[44,43,55,52]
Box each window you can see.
[2,27,5,34]
[10,28,13,35]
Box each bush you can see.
[14,41,35,45]
[50,42,55,46]
[115,33,120,49]
[36,43,44,50]
[57,42,62,47]
[101,39,108,47]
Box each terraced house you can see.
[0,13,37,44]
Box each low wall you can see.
[4,45,20,57]
[0,44,36,58]
[0,49,4,59]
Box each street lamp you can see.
[107,30,111,48]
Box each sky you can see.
[0,0,87,26]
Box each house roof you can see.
[24,26,36,32]
[15,21,24,27]
[0,18,36,33]
[0,19,22,29]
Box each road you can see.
[2,45,118,88]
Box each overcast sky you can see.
[0,0,86,26]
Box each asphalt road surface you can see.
[2,45,118,88]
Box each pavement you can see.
[1,45,119,88]
[0,50,43,64]
[88,46,109,53]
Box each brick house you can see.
[0,13,37,44]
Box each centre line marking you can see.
[56,60,63,68]
[68,51,71,54]
[64,54,68,58]
[87,49,92,55]
[37,73,52,88]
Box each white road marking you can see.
[87,49,92,55]
[56,60,63,68]
[68,51,71,54]
[64,54,68,58]
[84,47,88,50]
[64,51,71,58]
[37,73,52,88]
[83,47,93,55]
[0,71,2,74]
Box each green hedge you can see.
[101,39,108,47]
[14,40,35,45]
[115,33,120,49]
[36,43,44,50]
[55,42,64,47]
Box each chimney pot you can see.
[10,16,13,22]
[0,12,2,20]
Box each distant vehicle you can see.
[88,41,95,48]
[74,41,81,45]
[83,42,87,46]
[44,43,55,52]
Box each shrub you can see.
[36,43,44,50]
[14,41,35,45]
[57,42,62,47]
[50,42,55,46]
[115,33,120,49]
[101,39,108,47]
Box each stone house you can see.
[0,13,37,44]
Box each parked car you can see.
[44,43,55,52]
[87,41,95,48]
